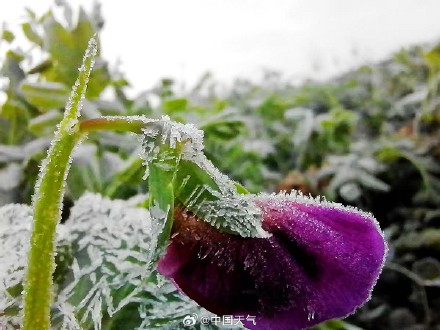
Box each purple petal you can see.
[158,193,387,330]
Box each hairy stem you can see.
[23,38,97,330]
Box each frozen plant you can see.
[0,37,387,330]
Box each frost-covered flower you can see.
[158,193,387,330]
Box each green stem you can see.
[79,116,147,134]
[23,38,97,330]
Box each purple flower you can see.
[158,194,387,330]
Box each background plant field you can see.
[0,2,439,330]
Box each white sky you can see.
[2,0,440,91]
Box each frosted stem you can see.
[79,116,147,134]
[23,37,97,330]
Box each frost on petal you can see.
[158,192,387,330]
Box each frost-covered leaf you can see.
[0,163,22,190]
[284,107,315,147]
[395,229,440,252]
[140,116,268,238]
[200,116,246,141]
[0,163,23,206]
[59,194,235,329]
[321,152,390,200]
[93,99,125,115]
[20,80,69,111]
[313,319,363,330]
[174,159,268,238]
[148,154,176,266]
[356,171,390,192]
[104,157,145,199]
[56,193,154,329]
[0,194,229,329]
[339,182,362,202]
[393,88,427,115]
[0,204,33,329]
[28,109,64,136]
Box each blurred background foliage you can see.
[0,1,439,329]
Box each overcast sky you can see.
[2,0,440,91]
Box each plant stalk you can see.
[23,37,97,330]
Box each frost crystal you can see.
[0,194,220,329]
[139,115,204,178]
[62,36,98,133]
[140,115,269,238]
[159,189,387,330]
[0,204,33,329]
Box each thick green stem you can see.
[23,38,97,330]
[23,134,81,330]
[22,39,154,329]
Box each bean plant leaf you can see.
[148,149,178,265]
[0,195,233,329]
[41,10,108,98]
[140,116,269,239]
[28,110,64,136]
[20,81,69,112]
[22,22,43,46]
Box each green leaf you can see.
[22,22,43,46]
[42,14,78,84]
[339,182,361,201]
[27,59,53,74]
[148,146,180,263]
[20,81,69,112]
[162,98,188,114]
[41,10,108,97]
[173,159,267,238]
[148,162,175,260]
[104,157,145,198]
[1,51,25,89]
[86,60,111,99]
[22,36,97,330]
[2,29,14,42]
[425,43,440,68]
[313,319,363,330]
[67,151,104,200]
[357,170,390,191]
[201,119,245,140]
[395,229,440,251]
[139,117,267,238]
[0,98,32,144]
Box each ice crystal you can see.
[159,190,387,330]
[139,115,204,179]
[139,115,269,238]
[0,194,223,329]
[61,36,98,133]
[0,204,33,329]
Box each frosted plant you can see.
[0,204,33,329]
[159,191,387,330]
[0,195,226,329]
[3,36,386,330]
